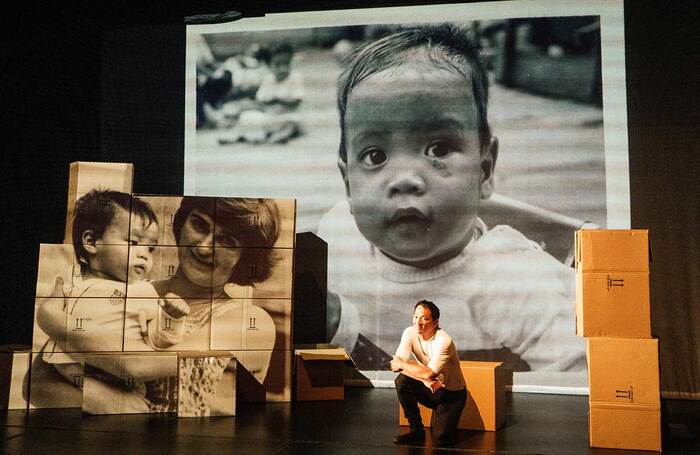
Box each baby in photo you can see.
[35,190,187,412]
[218,43,304,144]
[317,24,585,372]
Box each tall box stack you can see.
[575,229,660,451]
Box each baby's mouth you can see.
[132,264,146,275]
[389,207,430,226]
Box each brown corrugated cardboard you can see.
[589,402,661,451]
[576,270,651,338]
[586,337,659,406]
[65,162,134,243]
[575,229,649,272]
[295,345,353,401]
[399,361,505,431]
[68,162,134,197]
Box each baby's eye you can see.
[148,246,156,253]
[425,140,457,158]
[359,148,387,167]
[129,240,138,246]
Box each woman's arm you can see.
[86,354,177,382]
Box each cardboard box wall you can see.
[399,361,505,431]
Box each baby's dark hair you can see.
[172,197,281,286]
[252,45,272,65]
[73,189,158,273]
[337,23,491,162]
[415,299,440,321]
[269,42,294,60]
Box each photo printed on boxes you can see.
[83,353,178,415]
[177,353,236,417]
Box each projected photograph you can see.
[185,1,630,388]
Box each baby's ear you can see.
[479,136,499,200]
[81,230,98,254]
[337,158,353,213]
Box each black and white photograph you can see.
[177,353,237,417]
[131,195,296,248]
[233,349,292,402]
[184,1,629,390]
[30,189,297,408]
[209,298,291,352]
[64,162,134,244]
[83,353,178,415]
[28,351,84,409]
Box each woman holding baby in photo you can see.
[31,195,282,414]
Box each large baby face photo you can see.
[184,4,628,389]
[340,51,494,267]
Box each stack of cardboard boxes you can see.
[2,162,298,416]
[575,229,661,451]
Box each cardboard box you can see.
[399,361,505,431]
[68,162,134,197]
[576,270,651,338]
[29,351,84,409]
[0,346,31,411]
[63,193,82,244]
[589,402,661,451]
[295,345,352,401]
[64,162,135,243]
[177,352,236,417]
[236,350,292,403]
[82,353,178,414]
[586,338,659,406]
[575,229,649,272]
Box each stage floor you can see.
[2,388,698,454]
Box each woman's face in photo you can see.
[178,209,242,289]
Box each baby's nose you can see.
[387,171,426,197]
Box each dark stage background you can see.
[3,1,699,397]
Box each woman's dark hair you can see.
[172,196,281,285]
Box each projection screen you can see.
[184,0,629,392]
